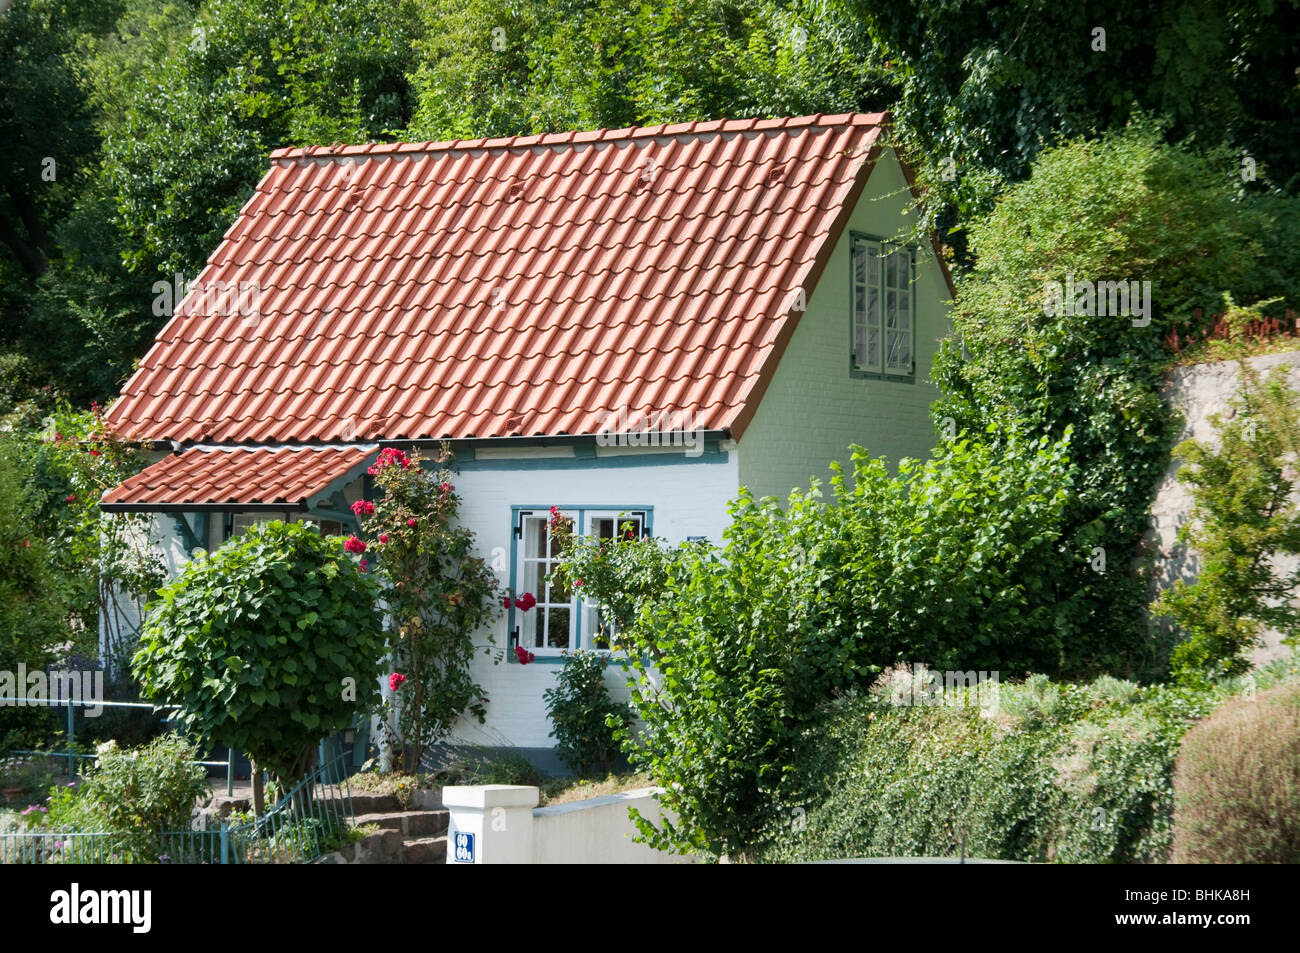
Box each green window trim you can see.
[850,231,917,382]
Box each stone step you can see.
[354,809,449,838]
[333,793,402,814]
[402,835,447,865]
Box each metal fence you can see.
[0,750,355,865]
[2,696,238,794]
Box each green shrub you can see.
[760,672,1245,864]
[553,429,1075,859]
[935,125,1300,678]
[543,651,630,777]
[472,752,546,788]
[1172,682,1300,863]
[134,520,386,794]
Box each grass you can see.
[538,772,654,806]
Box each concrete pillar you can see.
[442,785,539,864]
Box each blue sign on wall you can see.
[453,831,475,863]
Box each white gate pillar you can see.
[443,785,539,864]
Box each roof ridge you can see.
[268,111,889,163]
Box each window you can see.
[852,236,914,378]
[510,508,649,657]
[225,513,343,540]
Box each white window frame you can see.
[851,234,915,379]
[509,507,649,658]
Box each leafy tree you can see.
[934,125,1299,678]
[0,433,66,750]
[1156,363,1300,683]
[406,0,892,140]
[554,428,1075,858]
[853,0,1300,232]
[133,520,386,793]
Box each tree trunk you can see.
[251,761,265,816]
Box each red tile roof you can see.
[100,445,375,510]
[105,113,889,445]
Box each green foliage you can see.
[1155,364,1300,683]
[934,126,1300,679]
[543,651,630,777]
[760,670,1251,864]
[1172,681,1300,863]
[74,736,209,836]
[133,520,386,789]
[555,428,1075,858]
[855,0,1300,231]
[471,752,545,788]
[406,0,891,141]
[354,447,500,771]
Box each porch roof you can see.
[99,444,376,512]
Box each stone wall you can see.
[1149,349,1300,666]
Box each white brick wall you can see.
[442,449,741,748]
[737,147,953,500]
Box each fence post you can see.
[220,819,229,865]
[226,748,234,797]
[65,697,75,778]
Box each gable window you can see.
[851,235,915,379]
[510,507,649,658]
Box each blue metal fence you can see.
[1,749,355,864]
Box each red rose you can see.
[515,591,537,612]
[358,558,368,573]
[407,518,416,527]
[514,646,536,665]
[65,494,76,503]
[440,481,453,494]
[351,500,375,516]
[573,578,583,588]
[88,449,101,457]
[389,672,407,691]
[344,536,366,554]
[378,533,389,544]
[501,595,513,610]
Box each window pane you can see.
[547,607,571,649]
[527,608,544,649]
[525,517,547,558]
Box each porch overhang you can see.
[99,444,378,513]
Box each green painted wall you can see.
[736,147,953,501]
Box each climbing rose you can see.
[407,518,417,527]
[344,536,366,554]
[440,482,453,494]
[389,672,407,691]
[501,595,513,610]
[88,449,101,457]
[514,646,536,665]
[358,559,368,573]
[515,591,537,612]
[351,499,375,516]
[378,533,389,544]
[368,446,413,474]
[64,494,76,503]
[573,578,583,588]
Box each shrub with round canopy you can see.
[133,520,385,792]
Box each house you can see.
[100,112,954,769]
